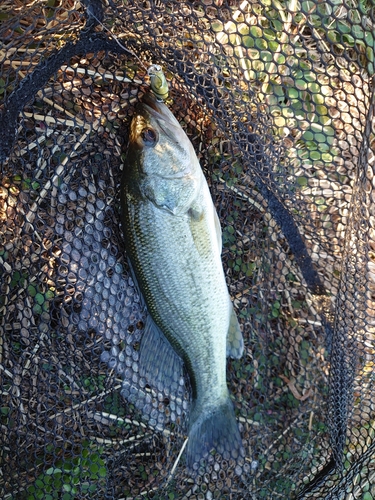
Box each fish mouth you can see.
[138,92,181,140]
[141,92,163,114]
[133,93,193,179]
[141,92,168,118]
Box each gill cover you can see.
[128,94,200,215]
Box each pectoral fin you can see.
[139,314,185,392]
[188,199,223,258]
[226,303,244,359]
[188,205,204,221]
[214,209,222,252]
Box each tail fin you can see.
[185,397,243,468]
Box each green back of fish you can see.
[121,179,230,400]
[120,96,244,466]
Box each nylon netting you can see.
[0,0,374,499]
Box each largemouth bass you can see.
[121,92,244,467]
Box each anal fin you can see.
[139,314,185,394]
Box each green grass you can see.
[26,442,107,500]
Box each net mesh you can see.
[0,0,374,498]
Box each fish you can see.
[120,92,244,467]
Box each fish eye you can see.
[141,128,158,146]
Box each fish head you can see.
[125,93,201,215]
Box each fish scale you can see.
[125,199,229,396]
[121,92,244,467]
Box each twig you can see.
[166,437,189,485]
[25,127,91,225]
[90,434,153,446]
[217,176,266,213]
[47,383,122,419]
[60,65,143,85]
[34,95,86,126]
[263,415,302,456]
[308,410,314,432]
[279,374,313,402]
[89,410,148,430]
[0,363,13,379]
[22,112,91,131]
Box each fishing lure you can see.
[147,64,169,101]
